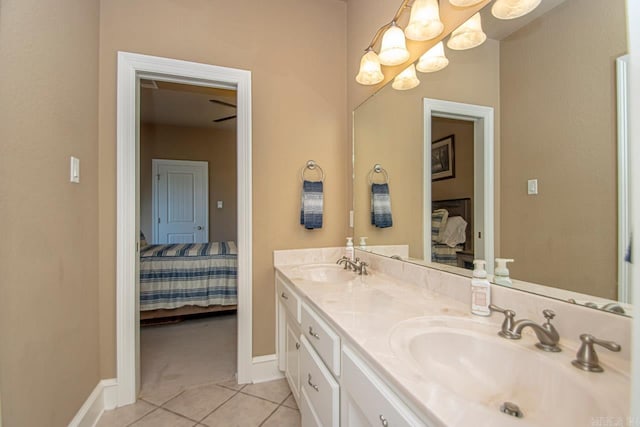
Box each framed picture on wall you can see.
[432,134,455,181]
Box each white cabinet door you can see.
[152,159,208,244]
[285,319,300,401]
[341,346,430,427]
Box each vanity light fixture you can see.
[392,64,420,90]
[492,0,541,20]
[416,41,449,72]
[405,0,444,42]
[379,22,411,66]
[447,12,487,50]
[448,0,485,6]
[356,48,385,85]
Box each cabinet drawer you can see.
[342,346,428,427]
[300,336,339,427]
[299,387,322,427]
[301,302,340,376]
[276,274,300,323]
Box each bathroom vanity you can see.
[274,248,630,427]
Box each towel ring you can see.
[368,163,389,185]
[301,160,325,182]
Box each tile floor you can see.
[97,314,300,426]
[97,378,300,427]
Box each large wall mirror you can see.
[353,0,630,314]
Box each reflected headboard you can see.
[432,198,473,252]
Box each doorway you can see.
[116,52,253,406]
[423,98,495,274]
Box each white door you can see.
[152,159,208,244]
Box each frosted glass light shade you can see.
[447,13,486,50]
[492,0,542,19]
[379,23,410,66]
[355,50,384,85]
[416,42,449,73]
[448,0,484,6]
[392,64,420,90]
[405,0,444,41]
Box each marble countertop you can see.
[275,262,630,427]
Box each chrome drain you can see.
[500,402,523,418]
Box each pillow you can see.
[440,216,468,247]
[431,209,449,242]
[140,230,149,248]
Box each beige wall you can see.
[499,0,627,299]
[98,0,348,374]
[140,123,238,243]
[0,0,101,425]
[353,41,501,260]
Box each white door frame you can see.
[151,159,209,244]
[423,98,495,274]
[616,55,630,303]
[116,51,252,406]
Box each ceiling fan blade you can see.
[213,115,237,123]
[209,99,237,108]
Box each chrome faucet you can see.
[572,334,621,372]
[511,309,561,352]
[336,257,369,275]
[491,306,561,352]
[336,256,351,269]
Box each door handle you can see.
[195,226,203,230]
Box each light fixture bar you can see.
[364,0,412,51]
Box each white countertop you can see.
[275,262,630,427]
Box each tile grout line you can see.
[257,391,295,427]
[124,406,161,427]
[195,387,244,425]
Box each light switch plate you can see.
[70,156,80,183]
[527,179,538,195]
[217,201,223,209]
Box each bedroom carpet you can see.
[140,313,237,402]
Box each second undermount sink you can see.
[293,263,356,283]
[389,316,629,426]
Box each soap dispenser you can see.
[359,236,368,249]
[345,237,354,260]
[494,258,514,287]
[471,259,491,316]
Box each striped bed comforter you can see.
[431,243,462,266]
[139,241,237,311]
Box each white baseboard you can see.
[68,379,117,427]
[69,355,282,426]
[252,354,284,384]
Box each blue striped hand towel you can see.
[300,180,323,229]
[371,183,393,228]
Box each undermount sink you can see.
[389,317,629,426]
[293,263,356,283]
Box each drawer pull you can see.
[308,326,320,339]
[307,374,319,392]
[379,415,389,427]
[295,342,300,350]
[281,292,288,300]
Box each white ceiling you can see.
[140,81,237,130]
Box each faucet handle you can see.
[542,309,555,321]
[572,334,621,373]
[489,304,517,339]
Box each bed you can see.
[139,241,238,321]
[431,198,473,267]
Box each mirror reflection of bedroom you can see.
[431,117,475,270]
[138,80,239,398]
